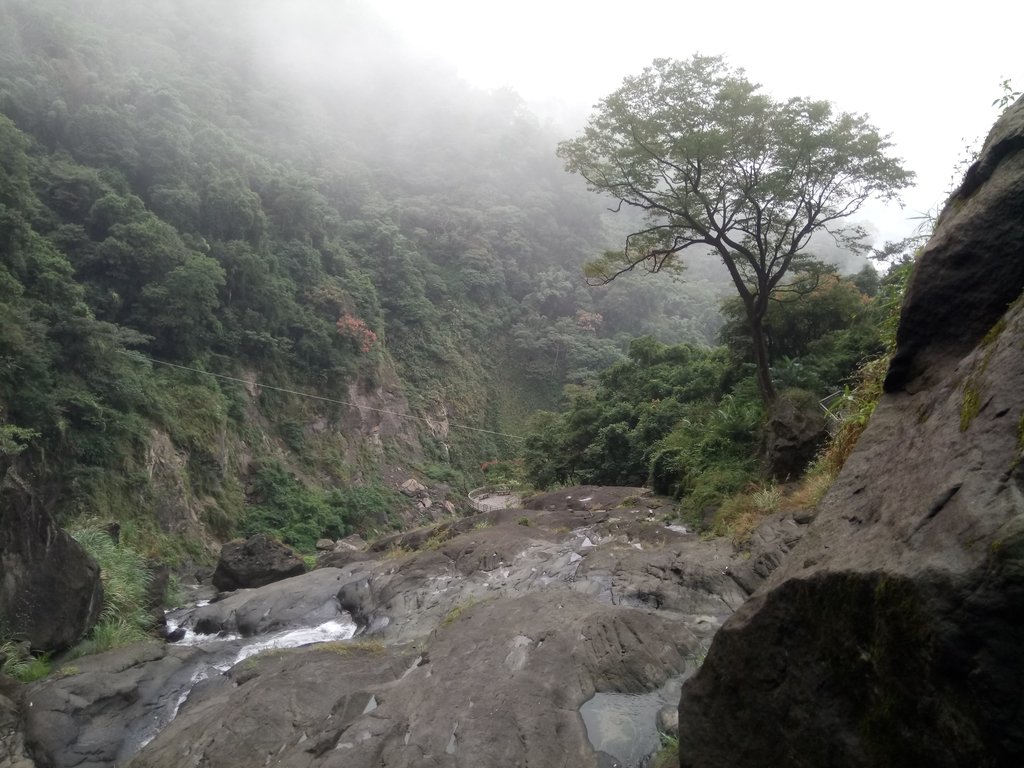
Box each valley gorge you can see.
[1,1,1022,766]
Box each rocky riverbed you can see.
[13,486,807,768]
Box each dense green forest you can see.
[0,0,895,561]
[0,0,741,554]
[522,263,910,516]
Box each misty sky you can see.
[376,0,1021,246]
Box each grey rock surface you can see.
[131,592,699,768]
[22,643,208,768]
[761,390,827,480]
[0,685,36,768]
[886,95,1024,392]
[0,486,102,653]
[21,488,808,768]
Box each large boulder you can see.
[761,389,827,480]
[211,534,306,591]
[678,97,1024,767]
[0,482,103,653]
[191,567,353,636]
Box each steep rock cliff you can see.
[0,476,103,653]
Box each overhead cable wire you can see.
[117,350,525,440]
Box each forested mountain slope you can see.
[0,0,730,548]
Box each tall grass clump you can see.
[70,526,154,655]
[0,637,52,682]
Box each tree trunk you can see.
[749,311,777,404]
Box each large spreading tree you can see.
[559,55,913,403]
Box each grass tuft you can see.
[321,639,385,655]
[422,531,450,550]
[383,544,413,559]
[67,525,155,657]
[712,483,782,543]
[787,469,835,511]
[0,639,52,682]
[652,734,679,768]
[441,598,491,627]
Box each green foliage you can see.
[422,531,450,550]
[1,634,46,681]
[0,424,37,457]
[524,339,733,489]
[241,463,399,551]
[809,256,914,482]
[993,78,1021,112]
[70,618,149,658]
[524,246,908,522]
[118,517,210,567]
[419,462,468,489]
[720,272,884,393]
[710,483,782,541]
[479,458,527,491]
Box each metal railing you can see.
[819,390,847,430]
[468,485,514,513]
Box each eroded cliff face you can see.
[677,98,1024,767]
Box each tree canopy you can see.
[559,54,913,401]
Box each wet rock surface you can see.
[19,486,807,768]
[22,643,207,768]
[679,97,1024,768]
[191,567,354,637]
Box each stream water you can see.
[125,600,357,757]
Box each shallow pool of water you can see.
[580,676,683,767]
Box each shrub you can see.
[241,463,400,550]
